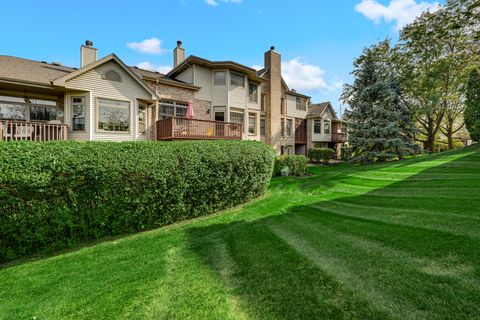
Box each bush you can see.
[0,140,275,262]
[308,147,336,164]
[340,146,353,160]
[274,155,307,177]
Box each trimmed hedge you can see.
[308,147,336,164]
[274,155,308,177]
[0,140,275,262]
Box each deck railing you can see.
[332,132,348,143]
[157,117,243,140]
[0,121,68,141]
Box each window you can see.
[230,112,244,124]
[215,112,225,122]
[214,71,226,86]
[324,120,331,134]
[260,117,266,136]
[281,118,285,137]
[30,105,57,121]
[138,104,146,134]
[97,98,130,132]
[281,98,285,115]
[103,70,121,82]
[0,102,26,120]
[159,100,188,118]
[230,72,245,87]
[296,97,306,111]
[249,83,258,103]
[175,101,188,117]
[314,120,321,134]
[286,119,292,137]
[261,93,266,111]
[71,97,85,131]
[248,113,256,134]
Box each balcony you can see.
[1,121,67,141]
[332,132,348,143]
[157,117,243,140]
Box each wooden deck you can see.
[157,117,243,140]
[0,121,67,141]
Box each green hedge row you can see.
[0,140,275,262]
[274,155,308,176]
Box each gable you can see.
[65,60,153,101]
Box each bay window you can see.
[230,72,245,87]
[324,120,331,134]
[249,83,258,103]
[314,120,321,134]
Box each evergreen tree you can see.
[342,41,415,163]
[465,68,480,142]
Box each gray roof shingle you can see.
[0,55,76,85]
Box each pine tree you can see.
[342,40,415,163]
[465,68,480,142]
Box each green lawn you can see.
[1,146,480,320]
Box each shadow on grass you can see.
[187,148,480,320]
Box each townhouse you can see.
[0,40,347,155]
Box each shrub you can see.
[340,146,353,160]
[274,155,307,177]
[0,140,275,262]
[308,147,336,164]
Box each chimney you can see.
[264,46,282,150]
[173,40,185,68]
[80,40,97,68]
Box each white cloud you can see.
[136,61,171,74]
[355,0,440,30]
[205,0,242,6]
[251,65,263,71]
[281,58,341,93]
[127,37,165,55]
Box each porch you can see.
[157,117,243,140]
[1,120,67,141]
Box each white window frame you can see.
[248,83,258,103]
[248,113,256,135]
[71,96,86,131]
[230,72,245,87]
[138,103,146,135]
[214,71,226,86]
[314,119,322,134]
[96,98,131,133]
[324,120,331,134]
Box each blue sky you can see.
[0,0,442,114]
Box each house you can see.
[307,101,348,156]
[0,41,157,142]
[0,40,347,155]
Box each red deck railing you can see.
[157,117,243,140]
[0,121,67,141]
[332,132,348,143]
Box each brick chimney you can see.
[80,40,97,68]
[264,46,282,150]
[173,40,185,68]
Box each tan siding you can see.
[65,61,152,141]
[229,85,246,109]
[176,67,193,84]
[193,66,212,101]
[286,94,307,118]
